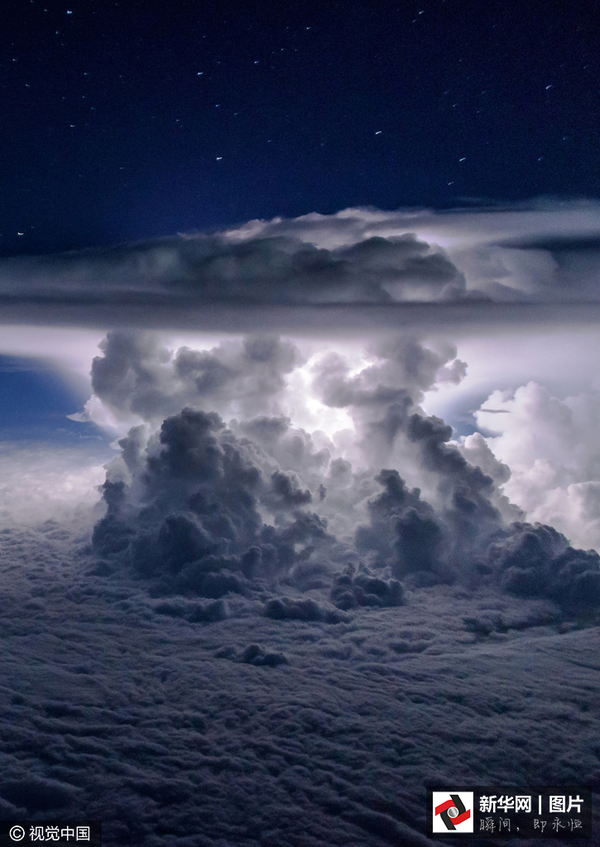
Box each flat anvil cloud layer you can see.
[1,202,600,331]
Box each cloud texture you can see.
[82,326,600,621]
[470,383,600,550]
[1,201,600,332]
[3,203,600,844]
[1,526,599,845]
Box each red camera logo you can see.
[432,791,474,833]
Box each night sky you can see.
[2,4,600,845]
[3,0,599,256]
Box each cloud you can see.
[470,382,600,549]
[87,330,303,425]
[3,202,600,841]
[486,521,600,615]
[0,441,109,526]
[1,201,600,333]
[31,207,596,598]
[153,597,228,623]
[80,327,600,620]
[263,596,346,623]
[1,519,599,844]
[0,229,468,321]
[329,564,404,610]
[91,405,345,598]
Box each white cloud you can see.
[0,325,105,376]
[0,441,110,526]
[468,382,600,549]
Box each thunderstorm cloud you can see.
[2,203,600,844]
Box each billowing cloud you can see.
[92,405,341,597]
[1,201,600,333]
[87,330,303,425]
[466,382,600,550]
[79,325,600,620]
[2,204,599,621]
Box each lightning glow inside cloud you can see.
[1,202,600,615]
[2,204,600,843]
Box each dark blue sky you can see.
[2,0,599,257]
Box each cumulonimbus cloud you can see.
[3,203,600,844]
[3,202,600,622]
[84,327,600,619]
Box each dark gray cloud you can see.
[2,203,600,332]
[1,523,599,845]
[263,595,347,623]
[88,405,600,637]
[329,564,404,610]
[92,406,343,599]
[355,468,450,584]
[0,230,467,318]
[487,521,600,615]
